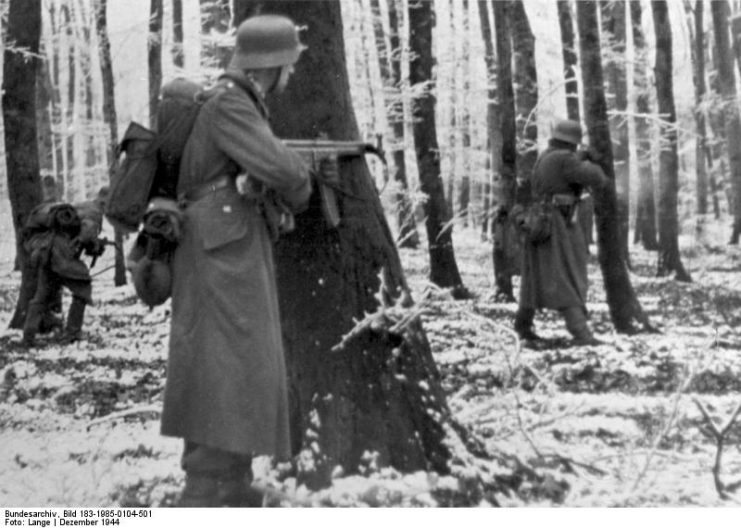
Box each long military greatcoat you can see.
[519,146,608,311]
[160,70,311,459]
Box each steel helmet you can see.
[229,15,307,70]
[551,119,583,145]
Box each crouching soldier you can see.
[21,189,109,347]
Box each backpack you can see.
[105,78,206,233]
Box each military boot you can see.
[179,474,219,507]
[22,301,45,347]
[561,306,602,346]
[514,307,540,341]
[59,297,86,344]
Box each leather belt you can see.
[181,175,235,202]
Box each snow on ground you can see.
[1,218,741,507]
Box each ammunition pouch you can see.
[552,193,579,225]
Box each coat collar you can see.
[220,69,270,119]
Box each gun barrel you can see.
[284,140,385,163]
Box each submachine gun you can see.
[283,138,386,228]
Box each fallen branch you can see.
[693,397,741,501]
[86,404,162,430]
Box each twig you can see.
[692,397,741,500]
[86,404,162,430]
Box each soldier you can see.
[514,119,610,346]
[21,188,108,346]
[160,15,319,507]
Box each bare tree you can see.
[601,1,630,262]
[510,0,537,185]
[652,1,691,282]
[631,0,658,250]
[200,0,231,69]
[172,0,184,68]
[557,0,580,121]
[711,0,741,243]
[93,0,126,286]
[576,0,652,333]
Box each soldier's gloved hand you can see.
[315,155,340,188]
[578,146,602,164]
[85,238,106,258]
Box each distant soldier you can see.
[160,15,320,507]
[20,188,109,346]
[515,120,610,346]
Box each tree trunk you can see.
[231,0,455,488]
[557,0,580,121]
[387,0,419,248]
[630,0,658,250]
[94,0,126,287]
[477,0,500,240]
[200,0,232,69]
[172,0,184,68]
[688,0,709,216]
[490,0,519,301]
[148,0,163,130]
[652,1,691,282]
[36,40,54,183]
[510,0,537,183]
[407,0,467,297]
[711,0,741,244]
[576,0,651,333]
[601,1,630,263]
[5,0,43,324]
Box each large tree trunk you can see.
[630,0,658,250]
[232,0,455,488]
[557,0,580,121]
[652,1,691,282]
[148,0,163,130]
[407,0,467,297]
[711,0,741,244]
[510,0,537,185]
[94,0,126,287]
[490,0,518,301]
[576,0,651,333]
[601,1,630,263]
[6,0,42,326]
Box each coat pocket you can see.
[198,194,250,252]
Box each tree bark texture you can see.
[477,0,501,240]
[630,0,658,250]
[557,0,580,121]
[235,0,454,487]
[94,0,127,287]
[601,1,630,262]
[576,0,651,333]
[510,0,537,184]
[689,0,709,216]
[148,0,163,130]
[711,0,741,243]
[407,0,467,296]
[490,0,519,301]
[651,1,691,282]
[5,0,42,322]
[172,0,184,68]
[3,0,43,268]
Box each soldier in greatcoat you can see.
[515,120,610,346]
[160,15,313,507]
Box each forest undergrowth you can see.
[1,221,741,507]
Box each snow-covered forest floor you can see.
[1,220,741,507]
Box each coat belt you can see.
[180,175,235,203]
